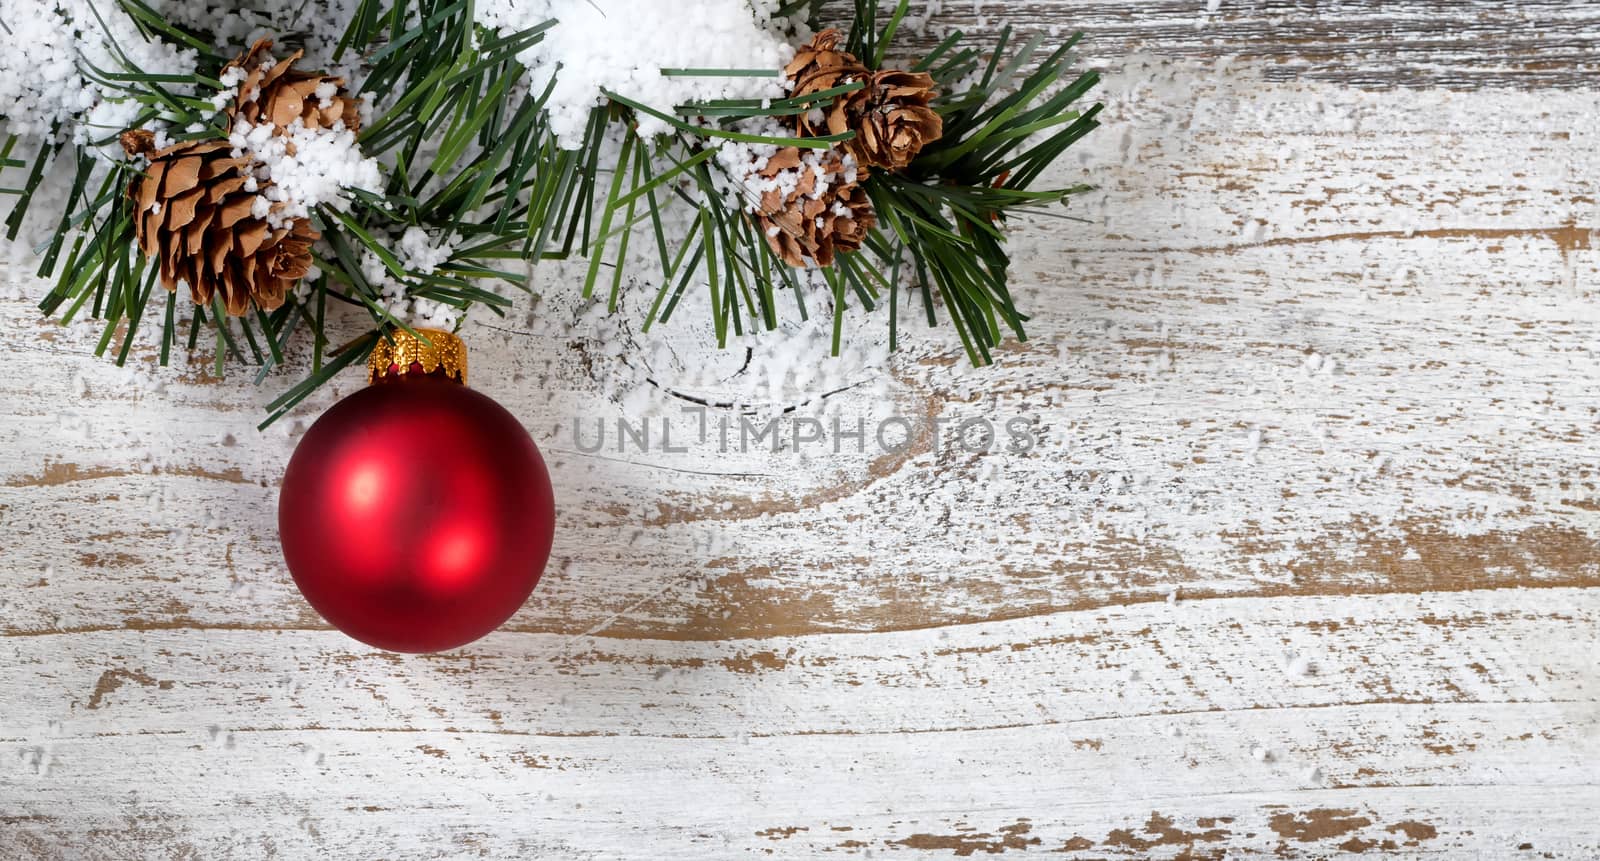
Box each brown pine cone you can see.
[228,39,360,134]
[752,147,876,268]
[124,137,317,315]
[785,29,871,139]
[846,70,943,170]
[783,30,944,171]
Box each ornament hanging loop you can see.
[368,328,468,385]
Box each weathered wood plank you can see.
[870,0,1600,89]
[8,590,1593,736]
[7,738,1598,858]
[3,592,1597,858]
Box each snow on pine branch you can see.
[229,116,382,228]
[0,0,196,148]
[474,0,802,145]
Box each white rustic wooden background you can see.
[3,1,1599,858]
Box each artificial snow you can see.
[361,226,466,329]
[474,0,800,145]
[0,0,196,152]
[712,118,861,215]
[229,119,382,228]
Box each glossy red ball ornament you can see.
[278,329,554,653]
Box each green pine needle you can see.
[13,0,1102,424]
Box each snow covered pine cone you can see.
[228,38,360,136]
[753,147,876,268]
[122,132,317,315]
[785,29,942,171]
[120,40,357,315]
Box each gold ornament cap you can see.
[368,328,468,385]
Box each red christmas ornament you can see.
[278,329,555,652]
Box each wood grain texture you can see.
[2,2,1598,858]
[877,0,1600,89]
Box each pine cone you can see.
[752,147,875,268]
[846,70,943,170]
[784,30,944,171]
[229,39,360,135]
[785,29,871,139]
[124,138,317,315]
